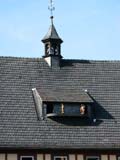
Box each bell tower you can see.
[42,0,63,67]
[42,16,63,58]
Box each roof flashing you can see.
[32,88,43,120]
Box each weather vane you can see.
[48,0,55,22]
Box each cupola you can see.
[42,16,63,58]
[42,1,63,67]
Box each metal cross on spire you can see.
[48,0,55,23]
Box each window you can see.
[80,104,87,115]
[86,156,99,160]
[20,156,34,160]
[46,103,54,114]
[54,156,67,160]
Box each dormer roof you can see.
[37,88,93,103]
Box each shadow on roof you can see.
[49,117,103,126]
[61,59,91,67]
[88,93,114,120]
[48,93,114,126]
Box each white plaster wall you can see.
[0,154,5,160]
[110,155,116,160]
[45,154,51,160]
[101,155,108,160]
[37,154,44,160]
[7,154,17,160]
[77,155,84,160]
[69,155,76,160]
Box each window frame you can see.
[20,156,34,160]
[54,156,68,160]
[86,156,100,160]
[118,157,120,160]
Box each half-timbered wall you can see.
[0,153,118,160]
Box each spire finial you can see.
[48,0,55,24]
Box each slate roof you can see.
[37,88,93,103]
[0,56,120,149]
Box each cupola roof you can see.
[42,20,63,43]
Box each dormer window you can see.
[46,103,54,114]
[45,102,93,119]
[32,88,94,120]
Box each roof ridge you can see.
[1,56,120,62]
[0,56,43,60]
[62,58,120,62]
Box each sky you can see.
[0,0,120,60]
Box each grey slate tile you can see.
[0,57,120,149]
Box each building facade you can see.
[0,15,120,160]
